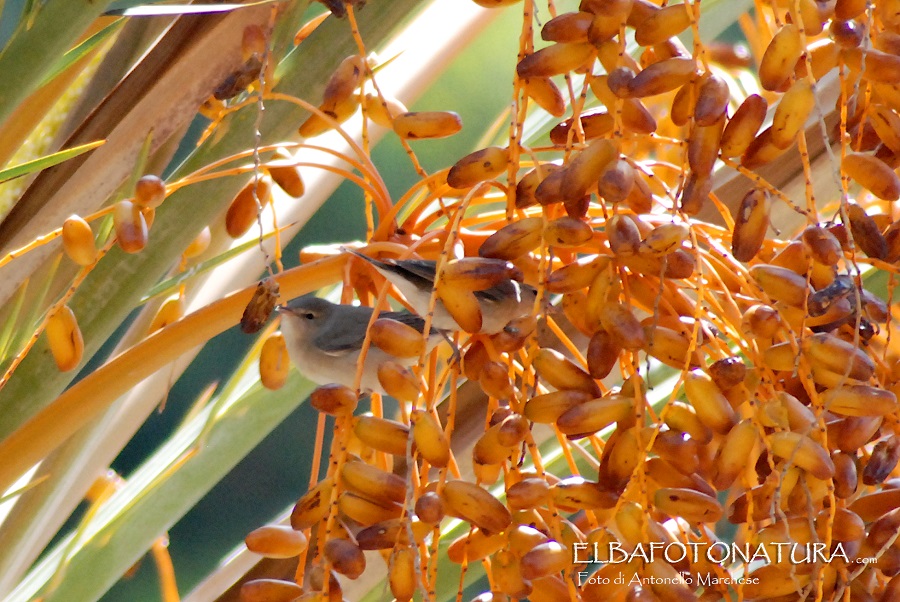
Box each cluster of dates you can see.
[239,0,900,600]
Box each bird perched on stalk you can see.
[348,250,537,334]
[277,296,443,394]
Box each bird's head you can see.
[276,296,336,338]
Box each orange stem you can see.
[151,537,180,602]
[0,256,344,495]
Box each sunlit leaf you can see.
[107,1,283,16]
[0,141,105,184]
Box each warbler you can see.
[349,251,537,334]
[277,296,443,393]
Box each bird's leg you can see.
[439,330,462,367]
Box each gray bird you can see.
[277,296,443,393]
[349,251,537,334]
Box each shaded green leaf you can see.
[40,19,124,87]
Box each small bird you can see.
[277,296,443,393]
[349,251,537,334]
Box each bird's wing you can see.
[380,310,438,335]
[474,280,516,303]
[349,251,437,289]
[387,259,437,283]
[313,310,371,354]
[313,308,440,354]
[474,281,537,303]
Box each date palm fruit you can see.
[492,549,532,599]
[393,111,463,139]
[670,80,697,127]
[341,459,407,505]
[365,92,407,127]
[370,317,426,358]
[801,225,843,265]
[759,24,804,90]
[847,202,890,258]
[683,369,737,434]
[389,546,417,601]
[771,79,816,148]
[597,158,635,203]
[516,164,561,207]
[46,305,84,372]
[867,105,900,154]
[506,478,551,510]
[560,138,618,200]
[472,423,515,464]
[183,226,211,259]
[520,541,570,579]
[415,491,445,525]
[291,479,333,530]
[770,432,835,479]
[532,347,601,396]
[240,579,303,602]
[523,77,566,117]
[599,302,646,350]
[323,538,366,579]
[693,74,730,126]
[823,385,898,416]
[322,55,364,108]
[653,487,724,523]
[134,174,167,209]
[113,200,149,253]
[750,263,811,307]
[731,188,770,261]
[516,42,595,78]
[356,518,430,549]
[552,476,617,510]
[265,148,305,198]
[440,480,511,534]
[61,215,97,266]
[688,113,725,174]
[446,528,505,564]
[253,3,900,600]
[377,361,421,403]
[244,525,308,558]
[545,215,593,246]
[586,329,620,379]
[447,146,509,189]
[338,491,402,524]
[549,109,614,144]
[720,94,768,157]
[524,389,594,423]
[842,47,900,83]
[633,3,691,46]
[713,419,761,489]
[541,12,592,43]
[299,94,360,137]
[309,384,358,415]
[479,216,543,260]
[148,296,185,335]
[353,415,409,456]
[590,75,657,134]
[626,57,696,97]
[556,394,633,437]
[225,176,273,238]
[411,409,451,467]
[863,436,900,485]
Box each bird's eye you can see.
[303,312,315,320]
